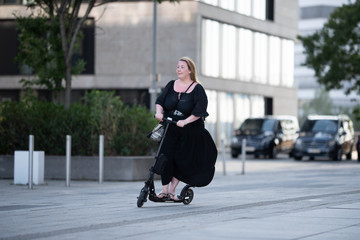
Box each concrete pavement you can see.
[1,155,360,240]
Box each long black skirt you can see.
[159,119,217,187]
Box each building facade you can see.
[0,0,299,146]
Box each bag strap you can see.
[184,81,195,94]
[177,81,195,101]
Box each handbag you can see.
[149,123,164,142]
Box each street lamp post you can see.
[150,0,157,113]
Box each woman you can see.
[154,56,217,201]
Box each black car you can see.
[230,116,299,159]
[292,115,354,161]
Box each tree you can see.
[15,12,85,100]
[299,89,334,125]
[16,0,179,109]
[298,0,360,96]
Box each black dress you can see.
[155,80,218,187]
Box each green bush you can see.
[0,90,157,156]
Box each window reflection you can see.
[238,28,252,81]
[221,24,236,79]
[202,19,220,77]
[219,92,234,145]
[251,95,265,117]
[236,0,252,16]
[201,19,294,88]
[234,93,251,129]
[282,39,294,87]
[199,0,270,21]
[252,0,266,20]
[269,36,281,86]
[220,0,235,11]
[254,32,267,84]
[205,90,217,141]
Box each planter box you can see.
[45,155,157,181]
[14,151,45,185]
[0,155,157,181]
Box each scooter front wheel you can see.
[180,185,194,205]
[137,187,148,208]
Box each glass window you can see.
[281,39,294,87]
[253,0,266,20]
[301,120,338,134]
[0,19,95,75]
[236,0,252,16]
[240,118,276,131]
[221,23,236,79]
[205,90,217,141]
[251,95,265,117]
[201,19,220,77]
[234,93,251,129]
[220,0,235,11]
[238,28,253,81]
[253,32,268,84]
[268,35,281,86]
[219,92,234,144]
[0,20,18,75]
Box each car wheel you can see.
[346,144,353,160]
[231,153,238,158]
[269,144,277,159]
[346,151,352,160]
[332,147,342,161]
[294,156,302,161]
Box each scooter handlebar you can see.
[162,117,177,124]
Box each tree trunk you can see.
[65,65,72,109]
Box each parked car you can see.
[292,115,354,161]
[230,116,299,159]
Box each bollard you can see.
[221,139,226,176]
[241,138,246,175]
[66,135,71,187]
[99,135,104,184]
[28,135,34,189]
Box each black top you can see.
[156,80,209,119]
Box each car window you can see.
[240,119,276,132]
[301,119,338,133]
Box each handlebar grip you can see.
[162,117,177,124]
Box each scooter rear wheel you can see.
[180,185,194,205]
[137,187,148,208]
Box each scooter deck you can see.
[149,194,183,203]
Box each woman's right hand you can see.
[154,113,163,122]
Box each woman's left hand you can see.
[177,120,187,128]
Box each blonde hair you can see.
[179,57,199,83]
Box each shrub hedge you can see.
[0,90,157,156]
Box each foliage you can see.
[298,89,334,126]
[16,0,180,109]
[298,89,360,131]
[14,11,85,99]
[298,1,360,96]
[0,91,157,156]
[113,105,157,156]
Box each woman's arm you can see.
[154,104,164,122]
[177,115,200,128]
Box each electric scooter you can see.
[137,117,194,208]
